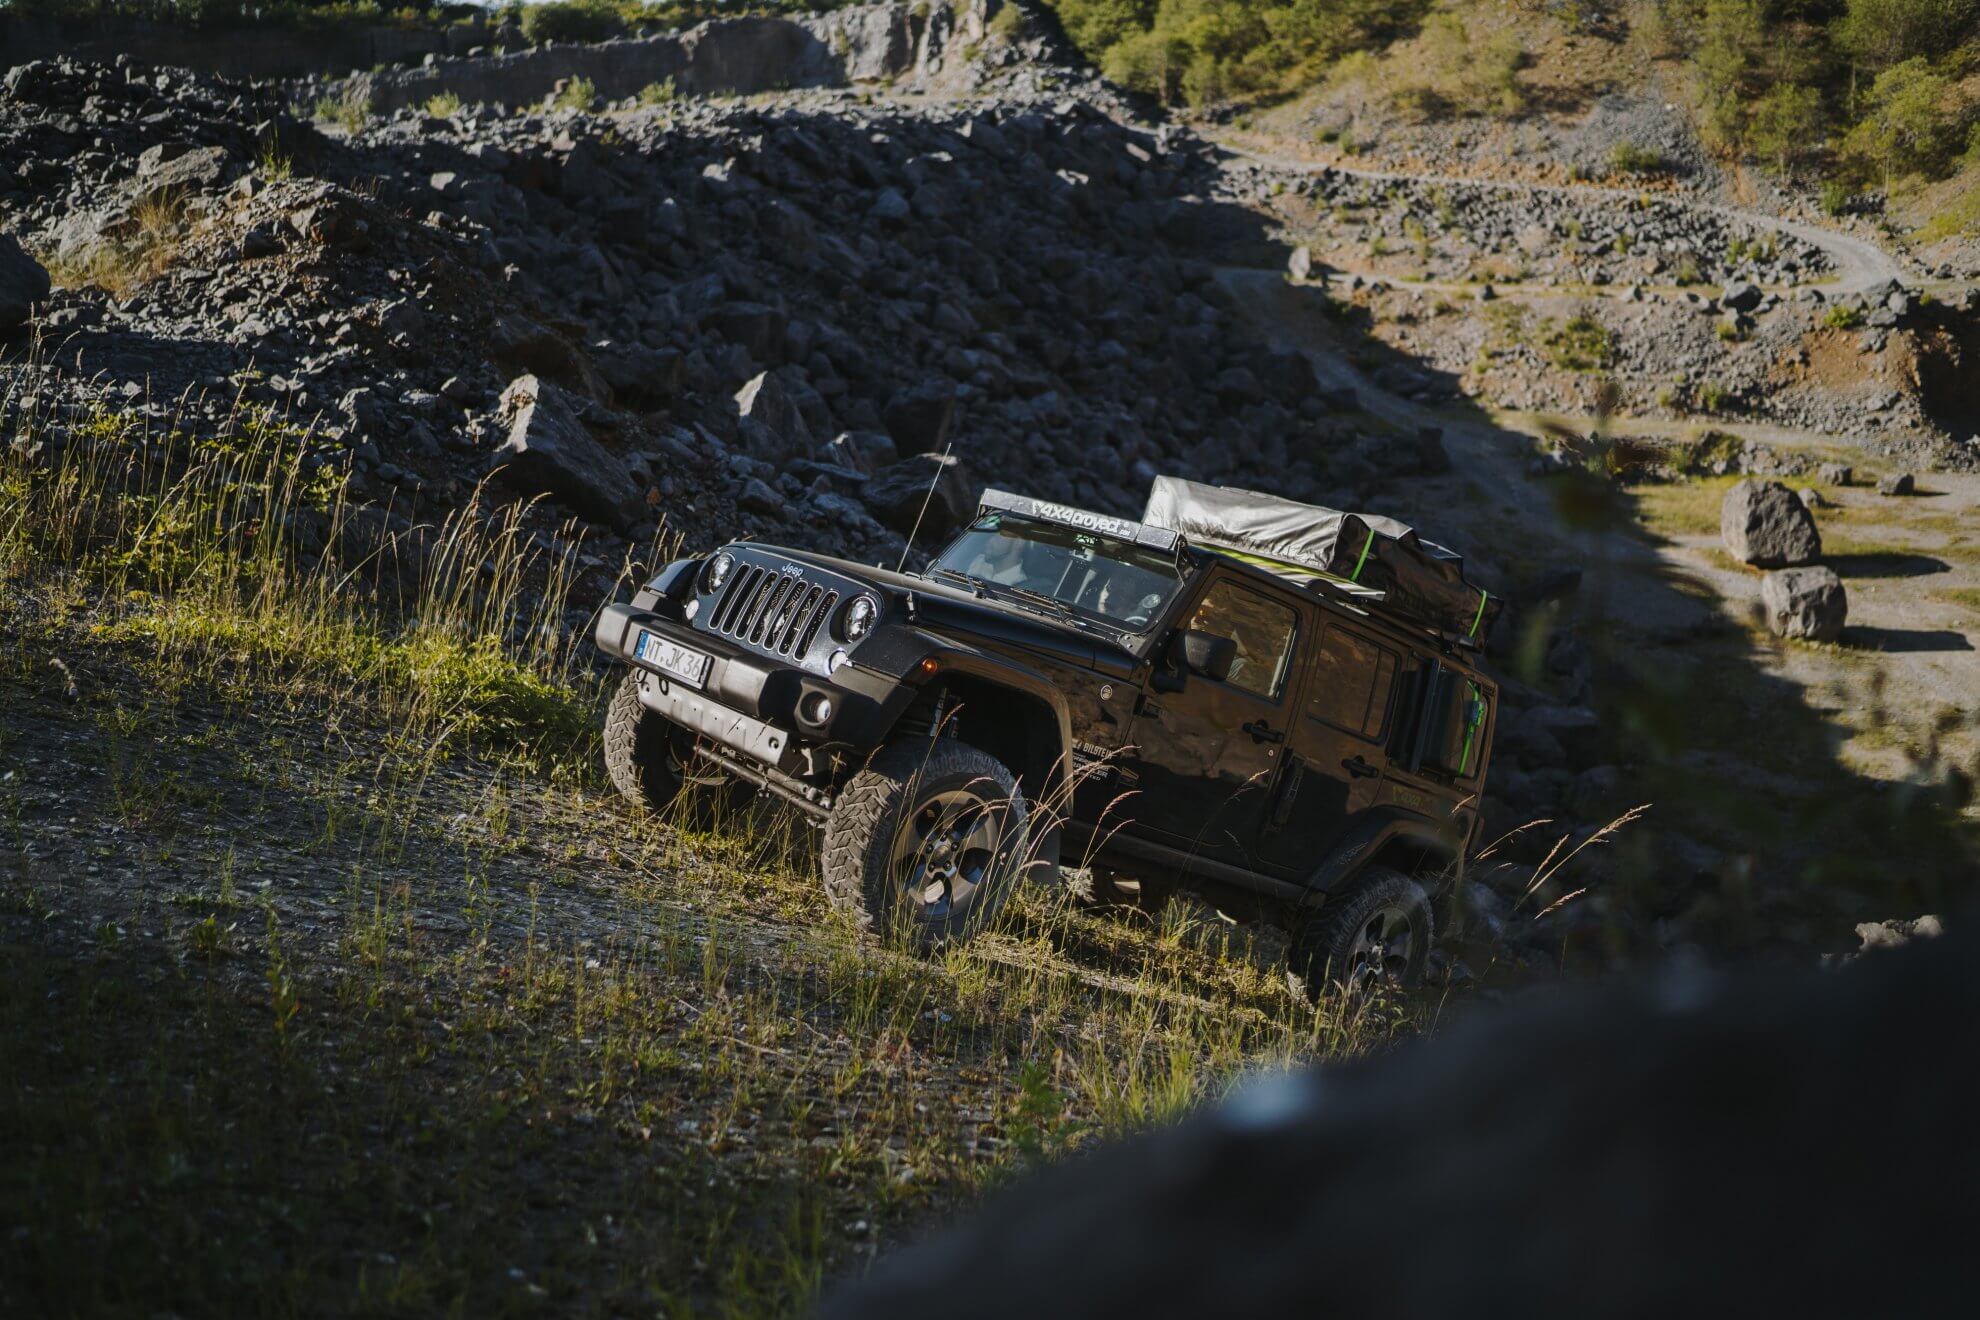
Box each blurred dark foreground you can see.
[821,925,1975,1319]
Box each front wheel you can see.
[604,669,685,814]
[1288,866,1433,992]
[822,739,1032,947]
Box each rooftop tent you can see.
[1142,476,1503,645]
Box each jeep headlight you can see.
[702,551,735,592]
[839,594,878,642]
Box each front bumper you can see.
[594,603,906,774]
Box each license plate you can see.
[635,631,710,689]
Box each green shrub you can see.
[637,77,678,106]
[1608,142,1666,175]
[989,2,1027,40]
[1543,313,1615,372]
[554,76,599,112]
[520,0,624,45]
[1824,302,1866,329]
[311,87,372,134]
[423,91,462,118]
[1050,0,1433,108]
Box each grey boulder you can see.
[862,452,976,540]
[882,381,957,454]
[734,370,814,464]
[1,232,51,334]
[1720,282,1762,313]
[491,374,635,527]
[1761,566,1847,642]
[1720,479,1821,567]
[1877,472,1915,496]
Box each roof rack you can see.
[1144,476,1501,647]
[969,486,1488,651]
[1201,547,1481,651]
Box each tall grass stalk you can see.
[0,371,597,762]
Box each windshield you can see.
[927,513,1185,632]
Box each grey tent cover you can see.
[1142,476,1500,642]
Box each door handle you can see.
[1343,755,1380,779]
[1243,719,1286,745]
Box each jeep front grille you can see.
[706,564,839,660]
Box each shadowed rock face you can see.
[0,232,50,334]
[339,1,989,115]
[818,930,1976,1320]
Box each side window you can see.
[1306,626,1399,739]
[1421,670,1490,780]
[1184,581,1298,698]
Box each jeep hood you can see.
[774,546,1147,670]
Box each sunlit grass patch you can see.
[0,380,600,766]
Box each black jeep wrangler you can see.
[593,478,1498,986]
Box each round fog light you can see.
[801,693,835,725]
[828,648,851,674]
[682,597,700,621]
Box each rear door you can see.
[1258,621,1401,873]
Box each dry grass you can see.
[0,378,1450,1313]
[38,189,190,299]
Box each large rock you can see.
[1761,566,1847,642]
[0,232,51,334]
[734,370,814,463]
[862,452,976,540]
[491,375,635,526]
[1720,280,1762,312]
[882,380,957,454]
[818,931,1980,1320]
[133,143,234,198]
[1720,479,1820,567]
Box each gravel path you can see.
[1220,143,1909,296]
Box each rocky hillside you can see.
[0,1,1432,621]
[2,0,1974,975]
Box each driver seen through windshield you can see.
[930,514,1183,631]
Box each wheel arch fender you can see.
[876,636,1073,809]
[1303,810,1465,907]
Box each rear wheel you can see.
[1288,866,1433,992]
[822,739,1032,947]
[603,669,685,814]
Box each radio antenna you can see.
[895,440,953,574]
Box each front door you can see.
[1259,622,1402,874]
[1121,576,1302,873]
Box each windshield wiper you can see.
[993,583,1075,617]
[930,567,1109,631]
[927,566,986,596]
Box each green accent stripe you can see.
[1468,589,1489,637]
[1349,527,1376,582]
[1457,682,1484,776]
[1211,547,1357,589]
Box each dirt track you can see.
[1221,143,1911,295]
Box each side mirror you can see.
[1172,630,1237,683]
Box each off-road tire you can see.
[822,738,1030,947]
[1288,865,1433,992]
[603,669,685,814]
